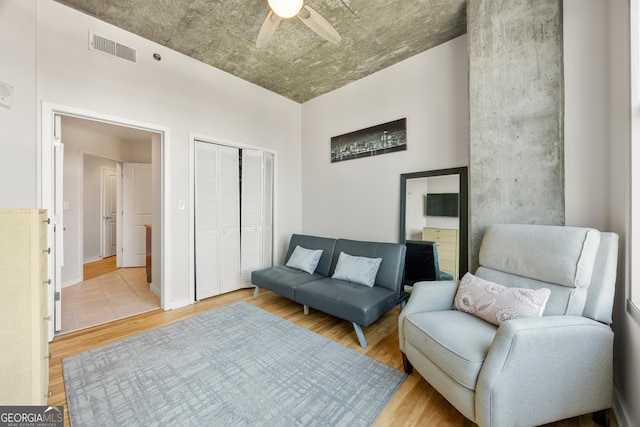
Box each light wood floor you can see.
[48,289,613,427]
[82,256,117,280]
[83,256,117,281]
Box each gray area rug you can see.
[63,302,406,426]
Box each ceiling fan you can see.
[256,0,342,48]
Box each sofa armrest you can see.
[398,280,458,352]
[476,315,613,427]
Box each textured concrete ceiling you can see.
[54,0,467,103]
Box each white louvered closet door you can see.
[218,146,241,294]
[195,143,241,299]
[195,142,273,298]
[262,152,274,267]
[241,150,265,287]
[194,141,220,300]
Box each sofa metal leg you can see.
[252,286,260,299]
[592,409,610,427]
[303,305,309,315]
[352,323,368,349]
[402,352,413,374]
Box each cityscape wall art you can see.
[330,118,407,163]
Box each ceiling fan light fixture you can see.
[268,0,303,19]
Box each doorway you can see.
[56,148,159,334]
[65,118,158,333]
[41,103,169,338]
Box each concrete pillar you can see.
[468,0,565,271]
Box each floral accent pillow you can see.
[453,272,551,326]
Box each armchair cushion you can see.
[453,273,551,326]
[479,225,600,289]
[404,310,497,389]
[478,224,601,316]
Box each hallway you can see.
[60,257,160,334]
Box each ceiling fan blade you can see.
[256,10,281,48]
[297,5,341,44]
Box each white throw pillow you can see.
[453,272,551,326]
[285,245,323,274]
[332,252,382,288]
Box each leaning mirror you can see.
[400,167,468,284]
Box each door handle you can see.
[103,216,113,220]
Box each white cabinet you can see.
[422,227,459,279]
[0,209,50,404]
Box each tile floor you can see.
[60,267,160,334]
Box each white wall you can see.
[0,0,303,309]
[300,36,469,243]
[564,0,610,230]
[605,0,640,425]
[0,0,37,208]
[565,1,639,426]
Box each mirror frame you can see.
[399,167,468,278]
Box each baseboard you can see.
[83,256,101,264]
[62,276,82,288]
[613,384,633,427]
[150,281,161,298]
[168,297,191,310]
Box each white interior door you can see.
[195,141,220,299]
[262,152,274,267]
[194,142,241,299]
[218,145,241,294]
[241,150,264,287]
[122,163,152,267]
[101,167,117,258]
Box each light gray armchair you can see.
[398,224,618,427]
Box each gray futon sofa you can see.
[251,234,407,348]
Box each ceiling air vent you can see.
[89,31,137,64]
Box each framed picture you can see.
[330,118,407,163]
